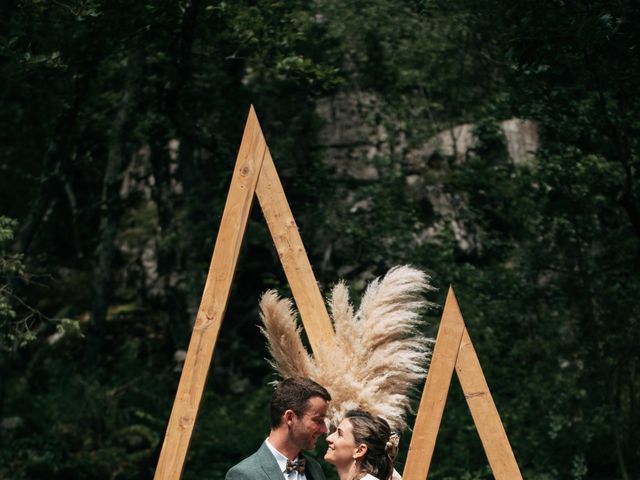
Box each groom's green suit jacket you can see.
[225,441,326,480]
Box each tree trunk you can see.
[14,75,90,256]
[148,127,196,369]
[87,46,144,364]
[610,364,631,480]
[163,0,216,152]
[0,0,17,36]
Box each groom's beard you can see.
[291,425,320,451]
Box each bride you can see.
[324,410,399,480]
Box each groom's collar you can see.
[265,438,302,472]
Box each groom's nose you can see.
[319,420,328,434]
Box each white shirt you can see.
[264,439,308,480]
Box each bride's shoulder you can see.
[360,475,381,480]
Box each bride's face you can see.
[324,418,360,467]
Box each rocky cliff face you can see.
[316,91,539,173]
[111,93,540,290]
[315,91,539,256]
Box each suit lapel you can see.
[301,453,324,480]
[255,442,325,480]
[306,464,316,480]
[257,441,286,480]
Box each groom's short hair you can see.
[270,377,331,428]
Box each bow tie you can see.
[284,458,306,474]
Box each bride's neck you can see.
[336,462,363,480]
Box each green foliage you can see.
[0,217,28,350]
[1,0,639,478]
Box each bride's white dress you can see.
[360,471,402,480]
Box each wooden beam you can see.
[255,149,334,352]
[403,287,465,479]
[154,106,335,479]
[154,106,267,480]
[402,286,522,479]
[456,327,523,479]
[153,105,522,480]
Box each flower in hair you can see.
[388,432,400,449]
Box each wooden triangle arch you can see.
[153,106,522,479]
[403,287,522,479]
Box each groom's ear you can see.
[283,409,295,426]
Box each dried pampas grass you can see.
[259,265,435,432]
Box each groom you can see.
[225,377,331,480]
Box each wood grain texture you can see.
[403,287,465,479]
[402,286,522,479]
[154,107,522,480]
[456,328,523,479]
[154,106,266,480]
[255,149,334,354]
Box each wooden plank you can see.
[403,286,466,479]
[154,106,267,480]
[255,149,334,353]
[455,327,523,479]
